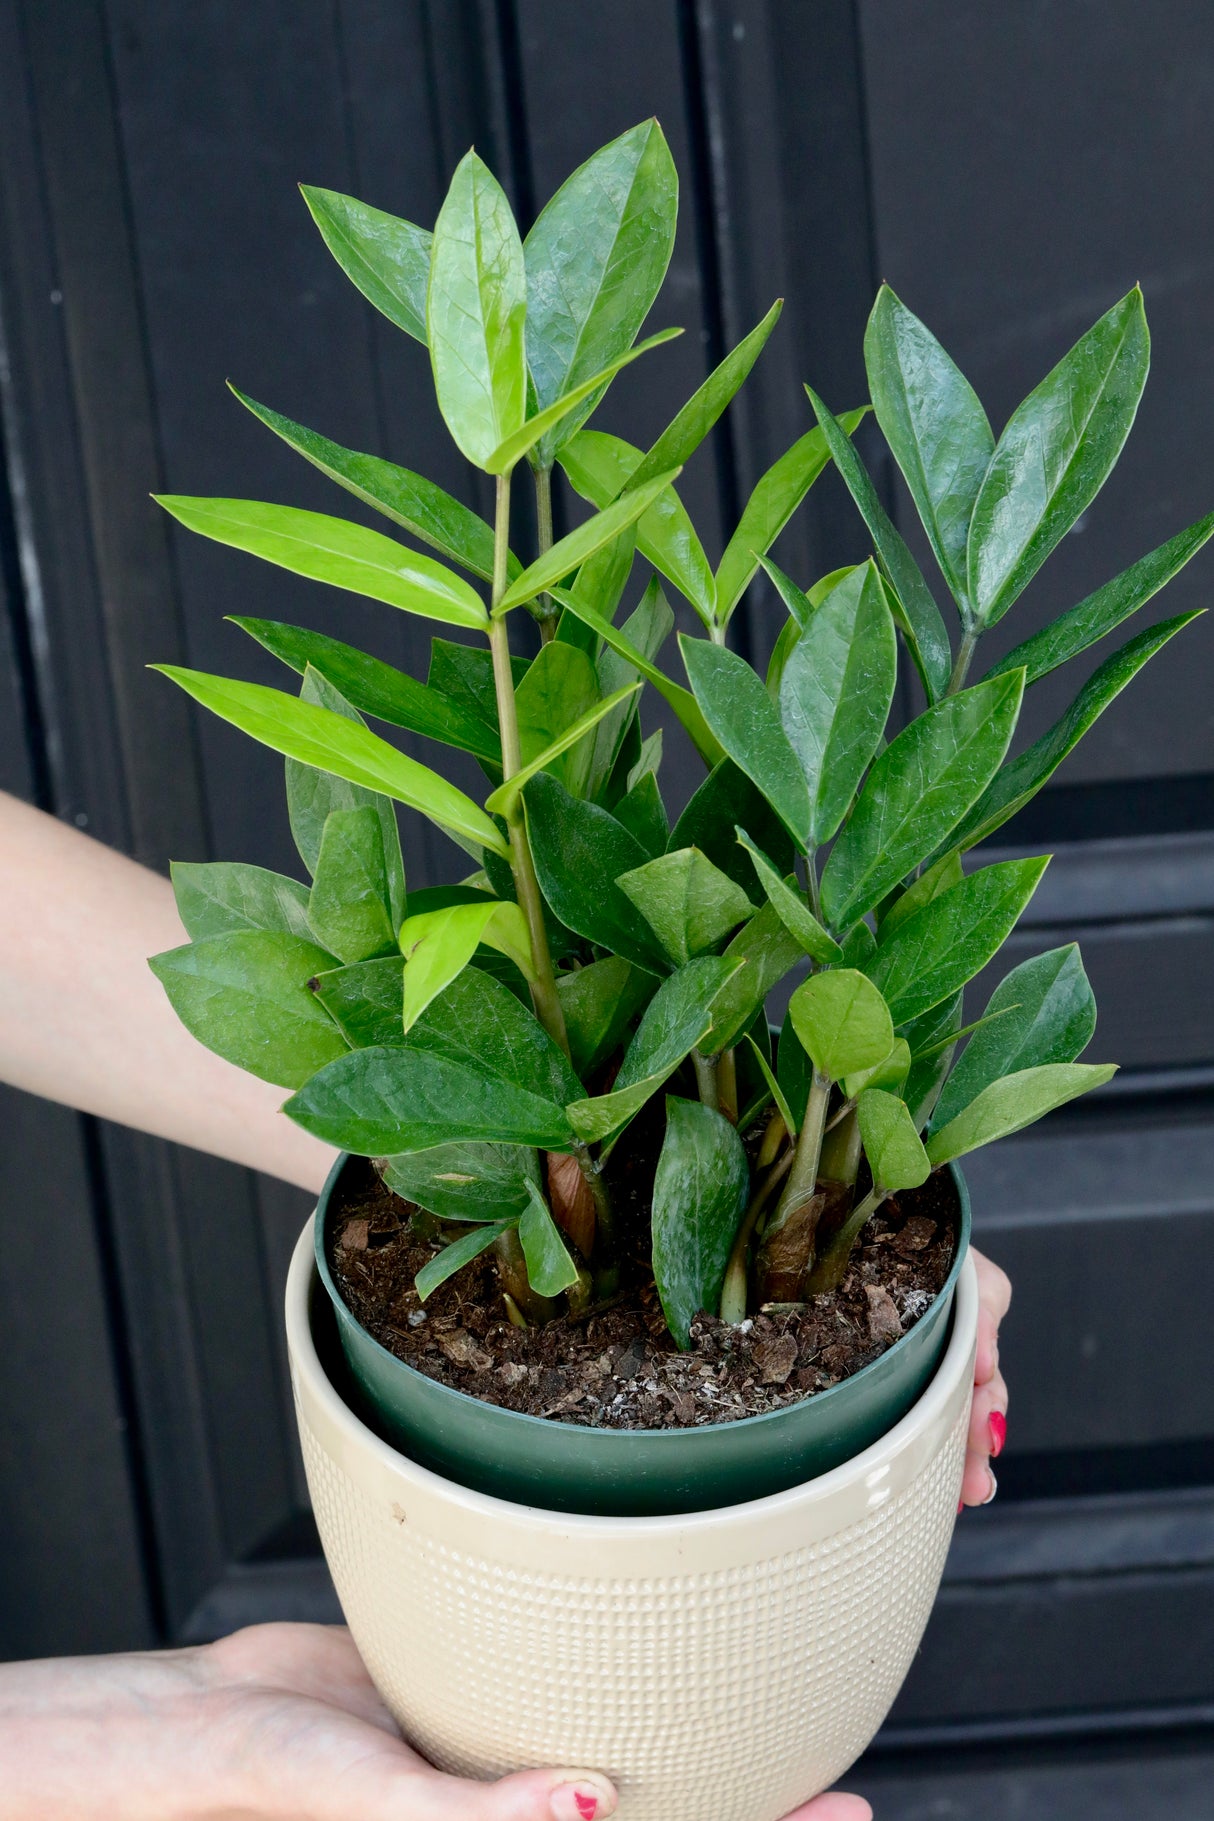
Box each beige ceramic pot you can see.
[286,1216,977,1821]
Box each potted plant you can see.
[148,122,1209,1820]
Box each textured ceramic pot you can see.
[287,1220,977,1821]
[313,1151,972,1516]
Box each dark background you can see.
[2,3,1213,1814]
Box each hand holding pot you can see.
[960,1245,1012,1507]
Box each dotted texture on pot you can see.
[298,1399,968,1819]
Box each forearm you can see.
[0,794,335,1192]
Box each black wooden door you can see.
[2,3,1212,1810]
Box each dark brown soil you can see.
[327,1139,959,1430]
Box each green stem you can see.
[806,849,823,924]
[708,617,728,646]
[769,1069,830,1234]
[805,1184,887,1296]
[718,1047,738,1124]
[819,1104,862,1186]
[719,1146,794,1323]
[692,1048,720,1112]
[945,625,979,696]
[533,464,558,644]
[488,473,570,1058]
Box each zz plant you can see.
[151,122,1209,1348]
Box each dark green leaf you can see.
[428,638,525,745]
[925,1063,1118,1166]
[525,770,666,971]
[557,956,655,1080]
[170,860,312,941]
[310,956,405,1049]
[651,1097,750,1347]
[776,1016,812,1129]
[614,769,669,860]
[415,1222,515,1302]
[301,186,431,342]
[786,968,895,1083]
[856,1089,930,1192]
[617,846,754,966]
[734,830,841,964]
[967,289,1151,626]
[383,1143,540,1225]
[514,641,607,792]
[670,760,794,895]
[901,993,963,1130]
[876,850,964,940]
[680,636,809,847]
[307,806,397,964]
[629,301,783,489]
[149,931,347,1089]
[497,470,679,613]
[518,1181,582,1295]
[704,901,805,1054]
[585,582,674,800]
[743,1031,798,1137]
[406,958,582,1106]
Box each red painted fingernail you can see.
[957,1497,965,1514]
[575,1798,597,1821]
[989,1410,1007,1458]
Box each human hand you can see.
[0,1621,871,1820]
[960,1244,1011,1508]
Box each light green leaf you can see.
[651,1097,750,1348]
[497,469,680,613]
[926,1063,1118,1166]
[680,635,809,848]
[857,1089,930,1192]
[301,186,431,342]
[704,901,805,1055]
[629,301,783,489]
[488,684,641,814]
[876,850,964,940]
[415,1222,515,1302]
[383,1143,540,1225]
[734,829,841,964]
[617,846,754,967]
[170,860,312,941]
[488,329,681,474]
[426,151,527,468]
[764,562,858,698]
[518,1181,582,1295]
[149,931,347,1088]
[787,969,895,1083]
[307,806,397,964]
[559,430,715,622]
[400,901,502,1032]
[967,289,1150,626]
[842,1037,911,1100]
[156,496,488,628]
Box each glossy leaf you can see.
[819,670,1024,929]
[986,513,1214,687]
[525,120,678,463]
[866,855,1050,1025]
[778,561,897,845]
[559,429,715,622]
[557,956,654,1080]
[857,1089,930,1192]
[400,901,503,1032]
[429,638,524,743]
[414,1223,515,1302]
[525,771,665,971]
[489,684,641,814]
[842,1037,911,1101]
[149,931,347,1089]
[156,497,488,628]
[931,943,1097,1131]
[671,759,793,896]
[926,1062,1118,1166]
[629,301,783,489]
[426,151,527,468]
[383,1142,540,1226]
[307,807,397,964]
[155,665,508,857]
[518,1181,582,1295]
[614,769,669,860]
[228,389,506,580]
[406,964,581,1106]
[715,412,866,624]
[170,860,312,942]
[786,968,895,1083]
[743,1032,798,1137]
[704,901,805,1055]
[617,846,753,966]
[952,613,1201,850]
[864,286,994,610]
[585,581,674,799]
[764,563,857,699]
[310,956,405,1049]
[651,1097,750,1348]
[901,993,963,1131]
[497,469,679,613]
[967,289,1151,626]
[806,385,952,701]
[487,329,681,474]
[876,850,964,941]
[301,186,431,342]
[284,1046,574,1155]
[734,829,841,964]
[776,1016,812,1131]
[680,636,809,847]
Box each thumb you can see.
[407,1764,618,1821]
[783,1795,873,1821]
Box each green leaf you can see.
[704,901,805,1055]
[429,637,525,745]
[901,993,964,1130]
[764,563,857,699]
[170,860,312,941]
[415,1222,515,1302]
[524,770,666,971]
[842,1037,911,1101]
[307,807,397,964]
[651,1097,750,1348]
[864,286,994,612]
[557,956,654,1080]
[968,289,1151,626]
[585,582,674,800]
[399,901,504,1032]
[617,846,753,967]
[679,636,809,847]
[778,561,897,846]
[806,385,952,701]
[743,1032,798,1137]
[559,430,715,623]
[518,1181,582,1295]
[876,850,964,940]
[734,830,841,964]
[284,1047,574,1154]
[629,301,784,489]
[566,956,740,1142]
[714,412,866,625]
[857,1089,930,1192]
[156,497,488,629]
[228,389,506,581]
[549,587,723,766]
[819,670,1024,929]
[489,685,642,814]
[310,955,405,1049]
[925,1063,1118,1166]
[155,664,508,857]
[614,769,669,859]
[489,330,682,475]
[950,613,1202,850]
[931,943,1097,1132]
[866,855,1050,1026]
[406,963,581,1105]
[149,931,347,1088]
[497,470,680,613]
[776,1016,812,1127]
[985,514,1214,687]
[383,1142,540,1225]
[786,969,895,1083]
[671,760,793,896]
[301,186,431,342]
[426,151,527,468]
[230,617,502,765]
[525,119,678,464]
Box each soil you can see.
[327,1122,959,1430]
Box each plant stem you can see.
[718,1047,738,1124]
[708,616,728,646]
[819,1103,862,1186]
[769,1069,830,1233]
[719,1146,794,1323]
[692,1047,720,1111]
[804,1184,887,1296]
[805,849,823,923]
[945,625,979,696]
[488,472,570,1058]
[533,464,558,644]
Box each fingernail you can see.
[981,1470,998,1505]
[957,1497,965,1514]
[550,1783,612,1821]
[988,1410,1007,1457]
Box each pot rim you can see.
[288,1209,979,1535]
[312,1150,971,1448]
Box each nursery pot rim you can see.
[291,1203,979,1534]
[312,1148,971,1450]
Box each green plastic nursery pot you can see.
[314,1151,971,1517]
